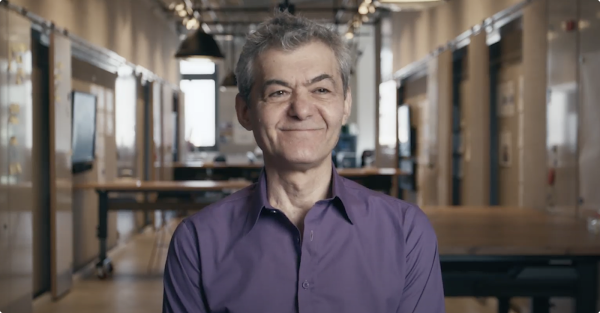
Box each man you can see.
[163,12,445,313]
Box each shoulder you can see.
[341,178,436,241]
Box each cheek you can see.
[321,106,345,129]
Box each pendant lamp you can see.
[175,28,224,60]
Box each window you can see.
[180,59,215,75]
[180,60,218,149]
[378,80,397,147]
[181,79,216,147]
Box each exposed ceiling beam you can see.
[196,20,375,26]
[190,6,360,13]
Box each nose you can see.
[288,91,315,120]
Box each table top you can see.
[337,167,403,176]
[74,180,252,192]
[174,162,403,176]
[423,206,600,256]
[173,161,263,169]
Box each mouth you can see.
[279,126,325,132]
[280,129,323,132]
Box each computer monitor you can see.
[71,91,97,173]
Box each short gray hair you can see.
[235,11,351,103]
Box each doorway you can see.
[31,27,51,298]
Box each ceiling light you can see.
[186,18,198,30]
[369,5,376,13]
[175,3,185,11]
[345,32,354,40]
[379,0,443,2]
[177,9,187,17]
[175,28,224,60]
[358,4,369,14]
[365,0,372,3]
[168,3,176,10]
[362,15,369,22]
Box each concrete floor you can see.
[32,220,527,313]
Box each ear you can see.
[235,93,253,131]
[342,87,352,125]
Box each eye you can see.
[315,88,330,94]
[269,90,288,97]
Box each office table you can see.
[424,206,600,313]
[173,162,403,197]
[74,180,252,279]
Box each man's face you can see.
[235,41,351,169]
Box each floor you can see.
[33,219,528,313]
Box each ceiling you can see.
[156,0,448,35]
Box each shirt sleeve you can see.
[163,220,209,313]
[397,206,446,313]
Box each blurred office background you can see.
[0,0,599,312]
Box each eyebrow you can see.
[261,74,336,95]
[262,79,291,95]
[306,74,335,85]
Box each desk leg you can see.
[391,174,399,198]
[531,297,550,313]
[95,191,113,279]
[498,298,510,313]
[575,261,598,313]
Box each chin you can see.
[279,150,329,167]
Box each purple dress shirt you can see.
[163,168,445,313]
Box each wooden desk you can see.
[173,163,404,197]
[74,180,251,192]
[172,161,263,169]
[425,206,600,255]
[75,180,251,278]
[424,206,600,313]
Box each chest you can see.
[200,215,406,313]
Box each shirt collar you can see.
[243,166,357,235]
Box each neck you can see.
[264,158,333,227]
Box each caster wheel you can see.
[96,267,107,279]
[107,262,114,274]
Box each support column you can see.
[463,31,491,205]
[522,0,548,209]
[436,50,453,206]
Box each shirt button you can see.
[302,280,310,289]
[271,210,277,214]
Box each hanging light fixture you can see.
[175,28,224,60]
[358,3,369,14]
